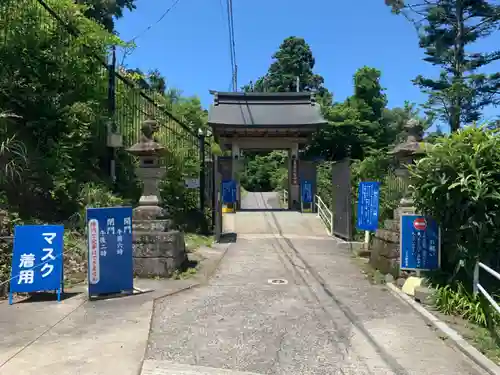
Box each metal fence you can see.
[331,158,352,240]
[0,0,214,230]
[473,262,500,315]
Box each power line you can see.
[229,0,237,91]
[224,0,237,91]
[127,0,183,43]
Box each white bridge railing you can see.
[315,195,333,235]
[473,262,500,314]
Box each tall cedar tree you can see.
[77,0,136,31]
[387,0,500,131]
[242,37,332,104]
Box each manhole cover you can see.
[268,278,288,285]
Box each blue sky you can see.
[115,0,500,132]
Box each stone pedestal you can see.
[132,220,186,278]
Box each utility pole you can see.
[296,76,300,92]
[233,64,238,92]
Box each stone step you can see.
[141,360,262,375]
[133,219,173,232]
[383,219,400,232]
[414,285,434,305]
[374,228,399,243]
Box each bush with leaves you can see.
[410,125,500,286]
[0,0,125,222]
[433,283,499,328]
[70,182,128,230]
[160,146,206,232]
[240,151,288,192]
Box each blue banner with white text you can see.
[356,181,380,231]
[86,206,133,296]
[10,225,64,296]
[400,214,440,271]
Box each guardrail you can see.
[315,195,333,235]
[282,190,289,208]
[473,262,500,314]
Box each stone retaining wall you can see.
[370,219,400,277]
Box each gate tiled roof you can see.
[208,91,327,128]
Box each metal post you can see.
[107,45,117,183]
[199,132,206,232]
[473,261,479,296]
[296,76,300,92]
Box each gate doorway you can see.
[239,150,289,211]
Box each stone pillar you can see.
[126,119,187,278]
[289,143,299,210]
[370,119,428,277]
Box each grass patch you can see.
[427,305,500,364]
[171,258,199,280]
[184,233,213,252]
[429,283,500,364]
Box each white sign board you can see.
[184,178,200,189]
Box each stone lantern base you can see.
[132,218,187,278]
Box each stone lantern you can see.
[389,118,428,216]
[126,118,187,278]
[369,119,429,278]
[126,118,167,220]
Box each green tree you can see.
[382,101,433,146]
[240,151,288,192]
[0,0,123,220]
[242,36,332,104]
[386,0,500,132]
[148,69,167,94]
[410,125,500,285]
[307,67,398,160]
[77,0,137,32]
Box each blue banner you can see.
[400,215,441,271]
[221,180,236,204]
[9,225,64,303]
[86,207,133,296]
[356,181,380,231]
[301,180,313,204]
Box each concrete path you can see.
[144,192,487,375]
[0,246,226,375]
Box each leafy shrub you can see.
[0,209,23,290]
[240,151,287,192]
[160,148,206,232]
[433,283,499,328]
[70,182,127,230]
[347,151,405,239]
[316,161,333,208]
[410,125,500,285]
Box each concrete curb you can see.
[386,282,500,375]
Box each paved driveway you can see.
[144,193,486,375]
